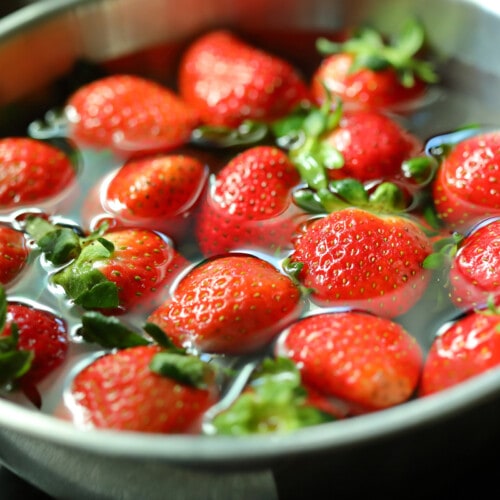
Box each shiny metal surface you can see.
[0,1,500,498]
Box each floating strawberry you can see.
[0,286,69,407]
[65,74,200,157]
[178,30,310,128]
[285,207,433,318]
[276,311,423,412]
[82,153,208,240]
[311,19,438,111]
[68,344,218,433]
[448,218,500,310]
[0,225,29,286]
[432,130,500,231]
[148,253,304,355]
[26,217,188,314]
[419,305,500,396]
[195,145,305,257]
[0,137,76,210]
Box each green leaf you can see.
[191,121,269,148]
[149,352,214,388]
[0,349,34,386]
[80,311,150,348]
[210,357,334,435]
[143,322,185,353]
[25,216,82,265]
[73,281,120,309]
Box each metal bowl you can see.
[1,1,500,498]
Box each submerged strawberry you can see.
[432,130,500,231]
[195,146,304,256]
[311,20,438,111]
[276,311,423,412]
[68,344,218,433]
[65,74,200,157]
[448,218,500,310]
[83,153,208,239]
[178,30,310,127]
[0,137,76,210]
[0,225,29,286]
[419,306,500,396]
[0,287,69,407]
[148,254,304,355]
[286,207,433,318]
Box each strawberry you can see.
[432,130,500,232]
[67,344,218,433]
[26,217,188,314]
[194,145,305,257]
[0,137,76,210]
[419,306,500,396]
[65,74,200,157]
[285,207,433,318]
[147,253,304,355]
[82,153,208,240]
[178,30,310,128]
[311,20,438,111]
[0,287,69,407]
[448,218,500,310]
[0,225,29,286]
[275,311,423,412]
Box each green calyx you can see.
[210,357,334,436]
[316,18,439,87]
[78,311,215,389]
[0,286,34,389]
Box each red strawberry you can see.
[148,254,304,355]
[178,30,310,128]
[419,307,500,396]
[195,146,305,257]
[67,345,218,433]
[26,219,189,314]
[322,110,423,183]
[276,311,423,412]
[65,75,200,157]
[0,294,69,407]
[82,153,208,240]
[311,20,438,112]
[286,207,433,318]
[0,225,29,286]
[448,218,500,310]
[432,131,500,232]
[0,137,76,210]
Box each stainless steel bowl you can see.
[1,1,500,498]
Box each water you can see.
[1,33,500,428]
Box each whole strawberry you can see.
[0,137,76,210]
[311,20,438,111]
[82,153,208,240]
[178,30,310,127]
[65,74,200,157]
[26,217,188,314]
[448,218,500,310]
[195,146,304,257]
[322,110,423,183]
[68,345,218,433]
[286,207,433,318]
[419,306,500,396]
[432,131,500,231]
[0,225,29,286]
[276,311,423,412]
[0,289,69,407]
[148,254,304,355]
